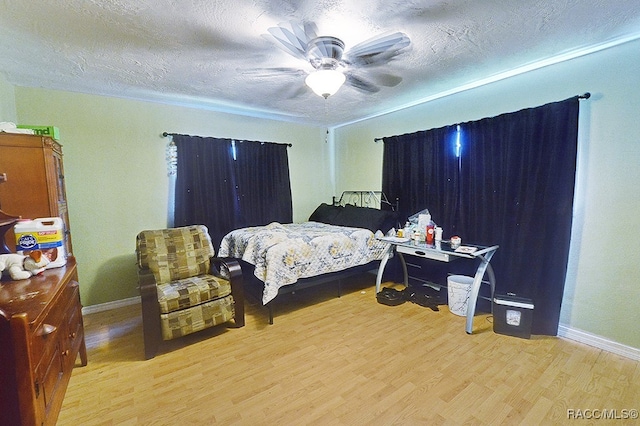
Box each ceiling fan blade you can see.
[366,71,403,87]
[345,32,410,66]
[266,21,318,60]
[238,67,306,78]
[345,72,380,93]
[266,27,307,59]
[283,83,311,99]
[296,21,318,46]
[348,32,410,57]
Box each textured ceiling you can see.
[1,0,640,127]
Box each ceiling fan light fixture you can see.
[305,69,346,98]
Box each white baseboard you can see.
[82,296,140,315]
[557,324,640,361]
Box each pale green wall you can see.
[0,73,17,122]
[14,88,330,307]
[334,39,640,349]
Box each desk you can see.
[376,239,499,334]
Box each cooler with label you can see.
[14,217,67,268]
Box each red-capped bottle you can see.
[426,223,435,244]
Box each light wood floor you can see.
[58,277,640,425]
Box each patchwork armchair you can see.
[136,225,244,359]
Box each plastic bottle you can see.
[435,226,443,242]
[403,222,411,239]
[426,222,435,244]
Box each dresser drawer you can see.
[30,282,74,370]
[35,336,64,415]
[63,282,84,364]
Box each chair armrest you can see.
[210,256,241,280]
[210,257,244,327]
[137,267,163,359]
[138,267,158,299]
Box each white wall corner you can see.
[557,324,640,361]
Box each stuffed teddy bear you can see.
[0,250,50,280]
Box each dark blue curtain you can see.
[382,96,581,335]
[382,126,461,232]
[173,135,292,249]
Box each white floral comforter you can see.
[218,222,390,305]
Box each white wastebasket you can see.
[447,275,474,316]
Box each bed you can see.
[218,191,399,323]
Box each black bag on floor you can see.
[402,285,444,311]
[376,287,406,306]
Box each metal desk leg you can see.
[399,252,408,287]
[376,247,392,293]
[375,248,408,293]
[465,250,497,334]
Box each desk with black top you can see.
[376,238,499,334]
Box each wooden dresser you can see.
[0,257,87,426]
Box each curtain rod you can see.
[373,92,591,143]
[162,132,292,147]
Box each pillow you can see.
[332,204,398,233]
[309,203,343,224]
[379,210,399,234]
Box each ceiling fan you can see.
[251,21,411,99]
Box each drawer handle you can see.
[69,332,76,338]
[415,251,426,256]
[39,324,57,337]
[61,349,70,357]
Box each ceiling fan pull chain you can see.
[324,97,329,123]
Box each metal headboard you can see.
[332,191,397,210]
